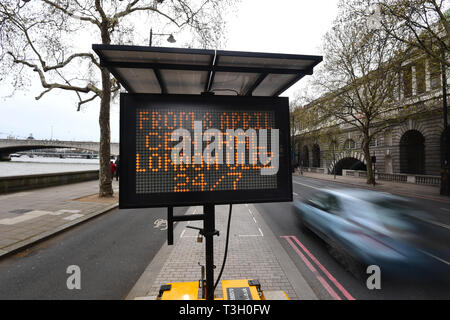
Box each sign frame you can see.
[119,93,292,209]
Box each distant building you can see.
[295,53,449,179]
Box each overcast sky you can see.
[0,0,339,142]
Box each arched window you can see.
[312,144,321,168]
[400,130,425,174]
[344,139,356,150]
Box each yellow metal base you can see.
[156,279,289,300]
[156,281,199,300]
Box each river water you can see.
[0,156,100,177]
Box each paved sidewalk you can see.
[298,171,450,202]
[0,180,118,257]
[127,204,317,300]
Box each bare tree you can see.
[0,0,236,197]
[312,0,406,184]
[371,0,449,67]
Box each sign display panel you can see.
[120,94,292,208]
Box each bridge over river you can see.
[0,139,119,161]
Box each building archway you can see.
[302,146,309,167]
[312,144,321,167]
[333,157,367,176]
[400,130,425,174]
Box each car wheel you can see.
[297,217,310,233]
[327,242,365,281]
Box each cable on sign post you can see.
[214,204,233,291]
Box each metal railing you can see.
[342,170,440,186]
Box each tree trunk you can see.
[98,22,113,197]
[362,137,374,185]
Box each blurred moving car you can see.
[294,189,450,280]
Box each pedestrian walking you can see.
[110,161,116,180]
[115,156,120,181]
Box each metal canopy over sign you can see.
[92,44,322,97]
[119,94,291,208]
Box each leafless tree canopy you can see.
[373,0,449,67]
[0,0,237,196]
[0,0,235,107]
[297,0,409,184]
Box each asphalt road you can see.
[256,175,450,300]
[0,206,188,299]
[0,177,448,300]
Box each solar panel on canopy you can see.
[93,44,322,97]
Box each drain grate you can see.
[8,209,33,214]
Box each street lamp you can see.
[439,45,449,195]
[291,111,296,173]
[149,28,176,46]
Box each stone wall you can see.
[0,170,99,194]
[296,113,446,176]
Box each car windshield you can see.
[370,199,430,231]
[309,192,341,215]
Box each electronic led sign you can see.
[119,94,292,208]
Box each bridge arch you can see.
[0,139,119,160]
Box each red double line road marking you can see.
[281,235,355,300]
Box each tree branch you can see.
[43,53,101,72]
[77,93,99,111]
[7,51,101,97]
[42,0,100,26]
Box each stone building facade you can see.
[295,55,449,178]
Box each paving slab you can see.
[0,180,118,258]
[127,204,317,300]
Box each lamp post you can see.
[149,28,176,46]
[439,46,449,195]
[332,139,336,180]
[291,112,296,173]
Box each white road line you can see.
[180,207,201,237]
[63,213,85,221]
[238,206,263,237]
[0,210,52,225]
[424,219,450,230]
[418,249,450,266]
[293,192,299,196]
[440,207,450,212]
[50,209,81,216]
[293,180,321,190]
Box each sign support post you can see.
[166,204,219,300]
[204,204,216,301]
[167,206,173,245]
